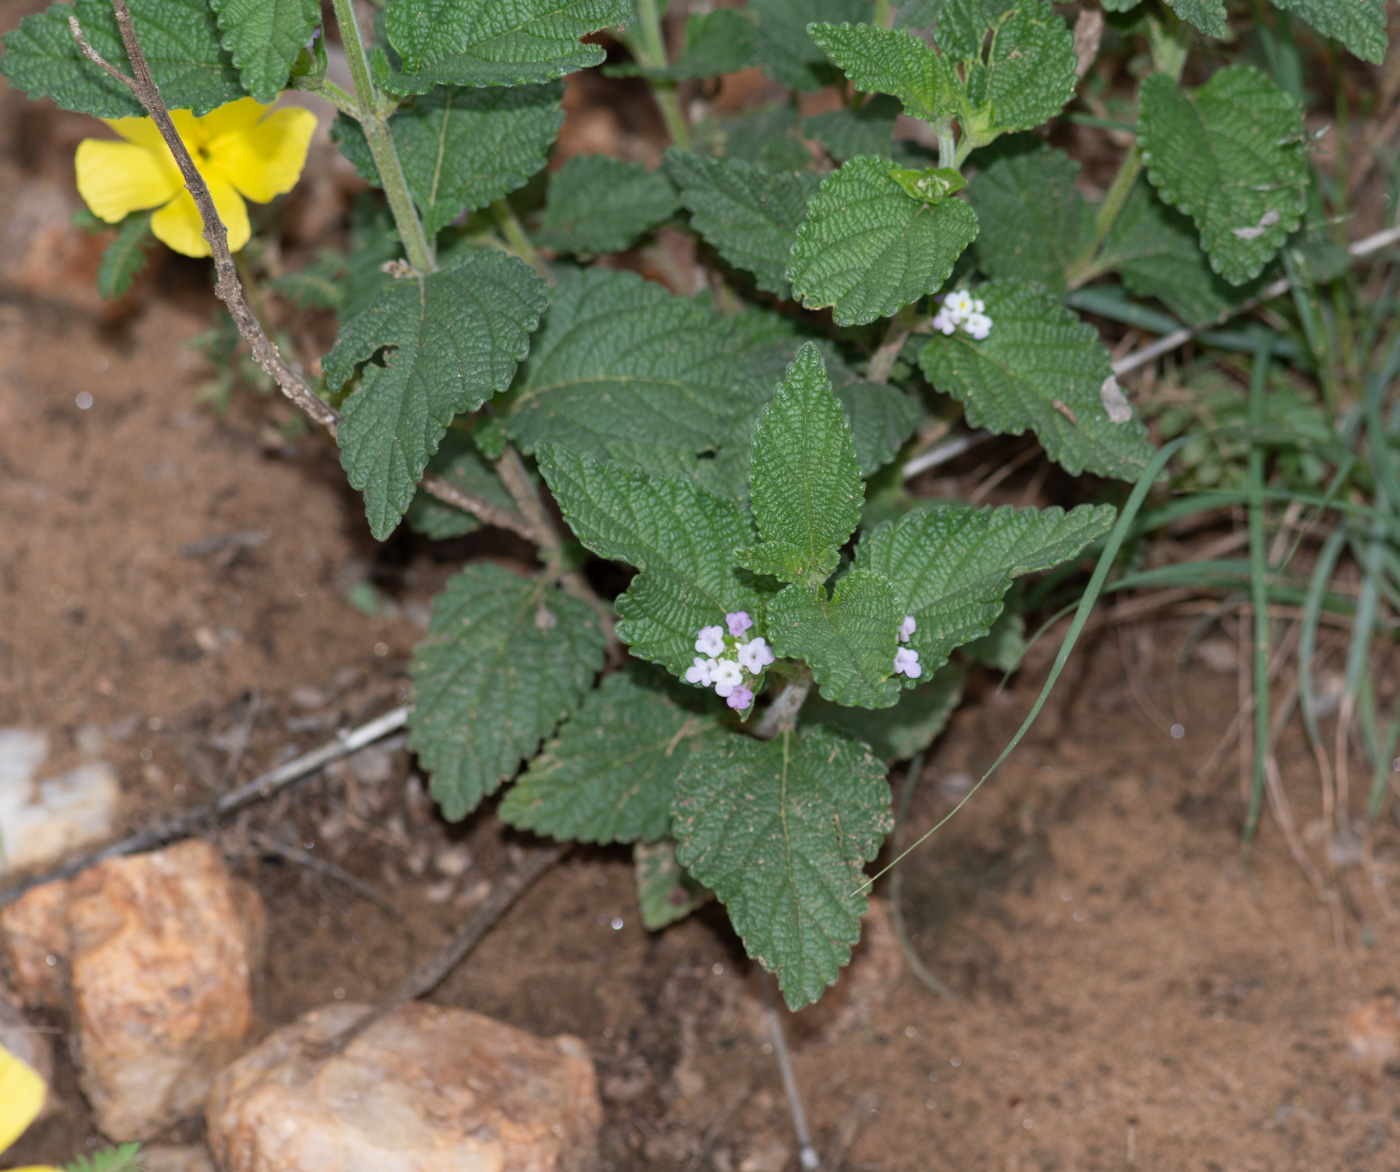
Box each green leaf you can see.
[894,0,945,29]
[335,84,563,236]
[97,213,153,300]
[918,279,1156,481]
[505,269,771,461]
[802,95,901,162]
[1164,0,1226,37]
[209,0,319,103]
[535,445,766,677]
[382,0,631,91]
[699,104,812,172]
[324,250,550,539]
[737,343,863,586]
[856,500,1116,669]
[787,156,979,326]
[769,570,904,708]
[666,149,821,298]
[634,839,712,929]
[404,428,515,539]
[803,660,965,761]
[1270,0,1386,63]
[63,1144,144,1172]
[968,141,1092,297]
[409,562,606,820]
[962,606,1025,670]
[1098,179,1265,327]
[608,8,760,79]
[1137,67,1308,286]
[0,0,244,118]
[672,727,892,1009]
[538,154,680,255]
[750,0,869,91]
[833,370,923,477]
[809,22,960,123]
[500,669,720,844]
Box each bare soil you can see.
[3,10,1400,1170]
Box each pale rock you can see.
[0,985,56,1120]
[0,725,121,873]
[1347,995,1400,1081]
[141,1145,218,1172]
[67,840,260,1140]
[0,877,71,1009]
[206,1002,602,1172]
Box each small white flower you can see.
[964,312,992,341]
[972,298,985,314]
[931,307,958,336]
[898,615,916,643]
[695,625,725,657]
[894,647,922,679]
[711,659,743,698]
[684,656,716,686]
[737,636,776,674]
[946,291,973,319]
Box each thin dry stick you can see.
[0,707,409,908]
[249,832,402,917]
[760,976,821,1172]
[888,753,958,1001]
[823,1089,880,1172]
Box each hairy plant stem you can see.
[492,198,550,279]
[868,305,918,383]
[327,0,436,276]
[873,0,895,28]
[633,0,691,149]
[754,666,813,740]
[1065,143,1141,288]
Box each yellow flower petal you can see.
[9,1166,66,1171]
[75,138,182,223]
[150,176,250,258]
[195,96,273,142]
[99,114,169,153]
[206,106,317,204]
[0,1044,47,1152]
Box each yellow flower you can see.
[75,97,317,259]
[0,1043,60,1172]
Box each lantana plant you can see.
[0,0,1373,1005]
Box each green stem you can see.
[874,0,895,28]
[290,74,359,118]
[1066,143,1141,288]
[937,123,956,171]
[491,199,549,280]
[632,0,691,149]
[1146,13,1189,81]
[327,0,436,276]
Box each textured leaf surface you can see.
[739,344,863,586]
[210,0,319,102]
[701,105,812,171]
[383,0,632,90]
[536,446,766,676]
[1138,67,1307,286]
[809,22,959,122]
[538,154,679,254]
[634,840,711,929]
[506,269,770,461]
[857,500,1115,669]
[336,84,563,236]
[802,95,900,162]
[500,670,720,844]
[834,375,922,476]
[1165,0,1226,37]
[968,143,1091,296]
[673,727,892,1009]
[1,0,243,118]
[409,563,606,820]
[803,660,965,761]
[324,251,549,539]
[918,279,1155,480]
[788,157,978,326]
[609,8,760,79]
[404,429,515,539]
[768,571,903,708]
[666,149,820,298]
[750,0,869,91]
[97,214,153,300]
[1098,180,1263,326]
[1270,0,1386,62]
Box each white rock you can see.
[0,726,120,873]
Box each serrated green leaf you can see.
[788,157,979,326]
[833,373,923,477]
[382,0,631,91]
[1270,0,1386,63]
[608,8,760,79]
[769,570,903,708]
[666,149,820,298]
[809,22,960,123]
[538,154,680,255]
[63,1143,144,1172]
[1137,67,1307,286]
[324,250,549,539]
[701,104,813,172]
[893,0,945,29]
[209,0,319,103]
[409,562,606,820]
[97,213,153,300]
[1098,179,1265,326]
[335,84,563,236]
[1,0,244,118]
[962,605,1025,670]
[968,142,1092,296]
[500,669,720,843]
[750,0,868,91]
[404,428,515,539]
[1165,0,1226,37]
[856,500,1115,669]
[738,344,863,586]
[505,269,771,461]
[536,445,766,676]
[802,95,901,162]
[672,727,892,1009]
[933,0,1017,55]
[803,660,965,761]
[918,279,1155,480]
[634,839,712,929]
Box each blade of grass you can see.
[1243,340,1275,847]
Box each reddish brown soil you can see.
[4,8,1400,1170]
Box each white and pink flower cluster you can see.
[685,611,775,711]
[931,290,992,340]
[894,613,921,679]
